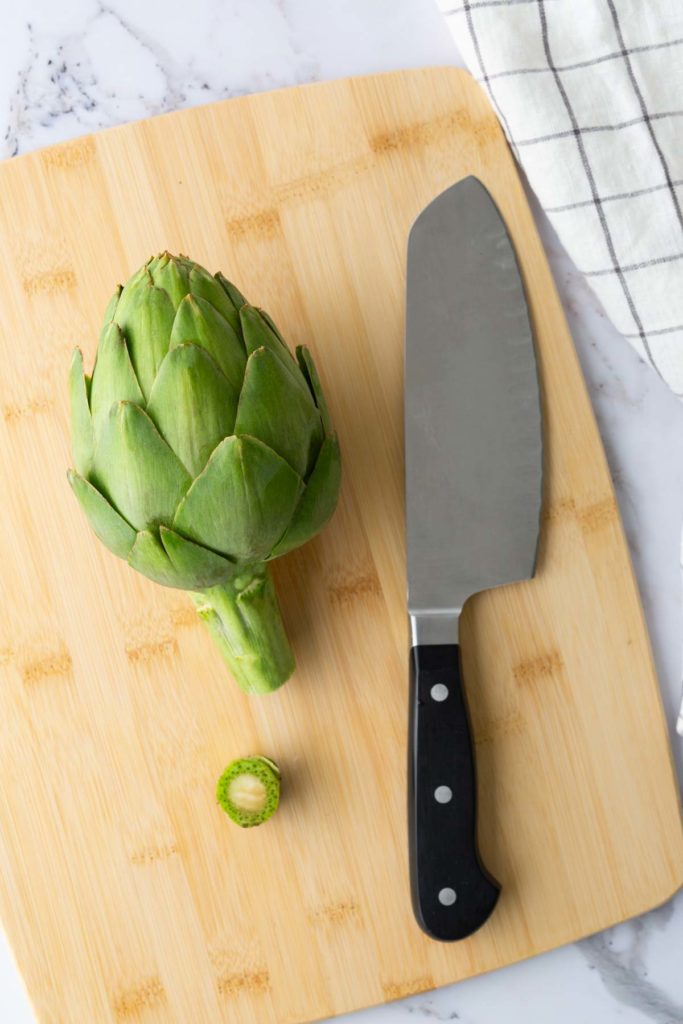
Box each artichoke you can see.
[68,253,340,694]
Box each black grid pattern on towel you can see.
[443,0,683,382]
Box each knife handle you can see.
[408,643,500,941]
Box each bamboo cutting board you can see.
[0,67,681,1024]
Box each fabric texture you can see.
[437,0,683,394]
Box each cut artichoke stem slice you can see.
[216,756,281,828]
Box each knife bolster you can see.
[409,612,460,646]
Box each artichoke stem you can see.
[192,566,294,694]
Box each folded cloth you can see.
[437,0,683,730]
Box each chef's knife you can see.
[405,176,543,941]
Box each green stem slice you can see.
[216,756,281,828]
[192,565,294,694]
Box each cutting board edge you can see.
[0,65,479,174]
[303,875,683,1024]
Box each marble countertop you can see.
[1,1,682,1022]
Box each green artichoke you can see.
[68,253,340,694]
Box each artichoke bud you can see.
[67,252,341,694]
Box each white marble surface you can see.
[1,1,682,1022]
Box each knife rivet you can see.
[434,786,453,804]
[430,684,449,702]
[438,888,457,906]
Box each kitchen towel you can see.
[436,0,683,729]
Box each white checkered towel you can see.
[437,0,683,391]
[438,0,683,732]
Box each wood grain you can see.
[0,67,680,1024]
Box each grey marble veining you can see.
[0,2,681,1022]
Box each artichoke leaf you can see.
[174,435,303,562]
[149,253,190,307]
[129,527,234,591]
[188,264,242,331]
[68,348,95,477]
[239,305,297,369]
[160,526,237,588]
[67,469,136,560]
[98,285,122,345]
[238,304,315,406]
[270,435,341,557]
[169,294,246,389]
[92,401,191,532]
[128,529,187,589]
[296,345,333,437]
[170,254,194,270]
[114,278,175,399]
[258,308,287,346]
[89,323,144,437]
[109,265,148,324]
[235,347,323,477]
[143,254,165,279]
[215,272,246,316]
[147,342,239,478]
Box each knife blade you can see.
[404,176,543,941]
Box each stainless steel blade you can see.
[405,176,542,645]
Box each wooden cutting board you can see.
[0,67,680,1024]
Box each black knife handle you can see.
[408,643,500,941]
